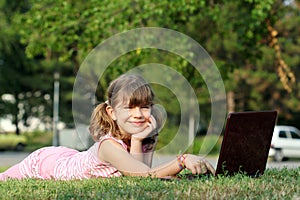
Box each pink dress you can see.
[0,135,127,180]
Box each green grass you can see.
[1,132,298,199]
[0,167,9,172]
[0,168,299,199]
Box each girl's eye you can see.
[124,105,150,110]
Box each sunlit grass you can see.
[0,168,299,199]
[0,166,9,172]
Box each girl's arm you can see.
[130,137,145,164]
[130,134,158,166]
[141,134,158,166]
[129,116,157,166]
[98,139,215,178]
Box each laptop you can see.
[215,110,278,177]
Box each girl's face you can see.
[108,102,152,135]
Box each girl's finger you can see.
[191,167,197,174]
[201,164,208,174]
[195,164,202,174]
[205,162,216,175]
[197,160,207,174]
[148,115,157,126]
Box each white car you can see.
[269,125,300,162]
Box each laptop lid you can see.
[215,110,278,177]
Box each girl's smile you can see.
[130,120,147,127]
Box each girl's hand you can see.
[180,154,216,175]
[132,115,157,141]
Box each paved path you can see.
[152,154,300,169]
[0,152,299,169]
[0,151,30,167]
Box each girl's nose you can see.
[131,107,143,117]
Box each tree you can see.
[0,0,55,133]
[5,0,300,130]
[265,0,300,126]
[13,0,215,128]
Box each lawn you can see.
[0,168,299,199]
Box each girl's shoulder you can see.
[98,134,128,150]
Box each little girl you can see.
[0,74,215,180]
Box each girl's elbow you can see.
[121,171,151,177]
[120,168,156,178]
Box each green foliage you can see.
[189,135,222,155]
[23,131,52,151]
[229,0,275,60]
[225,2,300,126]
[15,0,208,62]
[0,168,299,199]
[0,166,9,172]
[0,0,59,133]
[155,125,179,154]
[1,0,300,134]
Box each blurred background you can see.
[0,0,299,156]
